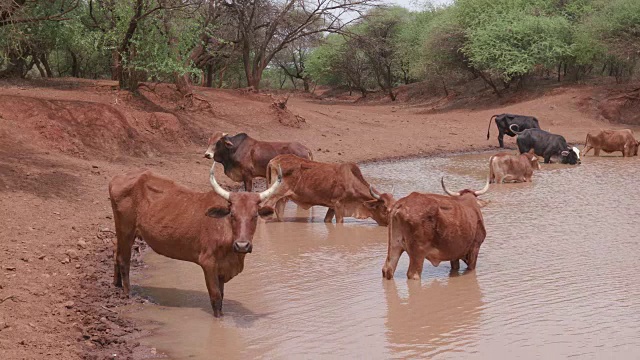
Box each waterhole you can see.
[127,152,640,359]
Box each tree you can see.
[353,6,408,100]
[273,35,318,91]
[222,0,376,90]
[0,0,79,28]
[0,0,80,78]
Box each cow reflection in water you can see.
[383,275,484,357]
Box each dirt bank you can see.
[0,78,638,359]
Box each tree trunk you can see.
[385,65,396,101]
[288,75,296,89]
[111,49,120,80]
[23,58,35,78]
[164,12,194,98]
[33,56,46,78]
[557,63,562,82]
[0,50,28,78]
[69,50,80,77]
[303,76,310,92]
[206,64,213,87]
[117,0,144,89]
[40,54,53,77]
[219,67,227,88]
[442,79,449,96]
[476,70,501,97]
[247,67,264,90]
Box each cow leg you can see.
[594,148,600,157]
[382,220,404,280]
[201,263,223,317]
[450,259,460,272]
[113,260,121,288]
[334,207,345,223]
[464,226,485,271]
[116,244,133,294]
[543,154,552,163]
[114,229,135,294]
[218,276,225,300]
[498,129,505,148]
[463,245,481,270]
[324,208,335,223]
[243,177,253,192]
[583,145,592,156]
[274,198,287,221]
[407,253,426,280]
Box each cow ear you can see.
[363,199,382,209]
[561,150,569,156]
[223,139,234,148]
[206,206,231,218]
[257,206,275,219]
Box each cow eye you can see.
[206,206,231,218]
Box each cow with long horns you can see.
[108,163,282,317]
[382,177,488,280]
[204,132,313,191]
[510,125,580,165]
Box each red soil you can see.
[0,78,638,359]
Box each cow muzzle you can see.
[233,241,253,253]
[204,152,214,159]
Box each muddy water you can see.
[128,153,640,359]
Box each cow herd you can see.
[108,113,639,317]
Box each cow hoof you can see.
[382,268,393,280]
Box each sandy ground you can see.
[0,78,638,359]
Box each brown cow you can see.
[108,162,282,317]
[203,132,313,191]
[263,154,395,225]
[489,150,540,184]
[382,177,488,280]
[583,129,639,157]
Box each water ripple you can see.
[129,153,640,359]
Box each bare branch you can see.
[0,0,80,27]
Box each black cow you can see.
[203,132,312,191]
[510,126,580,165]
[487,113,540,148]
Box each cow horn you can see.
[440,177,461,197]
[259,165,283,201]
[209,162,230,200]
[473,176,491,196]
[369,185,381,200]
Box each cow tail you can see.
[487,115,498,140]
[308,149,314,161]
